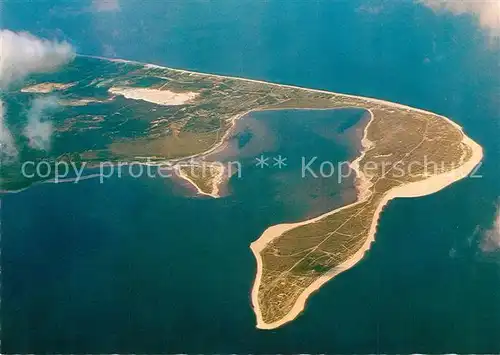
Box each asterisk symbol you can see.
[273,155,287,169]
[255,154,269,168]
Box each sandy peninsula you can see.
[21,82,75,93]
[68,56,483,330]
[249,105,483,330]
[174,162,225,198]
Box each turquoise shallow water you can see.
[2,0,500,352]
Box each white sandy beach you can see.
[249,111,484,330]
[174,162,225,198]
[59,98,109,106]
[108,86,198,106]
[21,82,75,93]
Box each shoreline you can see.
[76,55,482,175]
[79,54,466,126]
[174,163,225,198]
[0,173,103,195]
[5,56,486,328]
[249,110,484,329]
[178,106,368,196]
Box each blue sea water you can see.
[2,0,500,353]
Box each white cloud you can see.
[0,99,18,162]
[357,4,384,15]
[92,0,120,12]
[482,204,500,252]
[0,30,75,88]
[421,0,500,31]
[24,96,59,151]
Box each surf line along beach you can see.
[249,107,483,330]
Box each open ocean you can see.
[2,0,500,353]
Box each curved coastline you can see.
[8,56,485,330]
[174,163,225,198]
[105,57,483,329]
[249,108,484,330]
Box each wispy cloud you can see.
[421,0,500,32]
[24,96,59,151]
[0,100,18,162]
[356,4,385,15]
[481,203,500,252]
[92,0,120,13]
[0,30,75,88]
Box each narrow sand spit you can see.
[21,82,75,93]
[175,163,225,198]
[249,109,484,330]
[109,87,198,106]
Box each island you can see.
[1,56,483,329]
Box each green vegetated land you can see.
[1,56,385,190]
[0,56,478,329]
[255,105,474,326]
[177,163,222,196]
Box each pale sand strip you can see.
[174,163,225,198]
[1,173,103,195]
[109,87,198,106]
[21,82,75,93]
[250,111,484,330]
